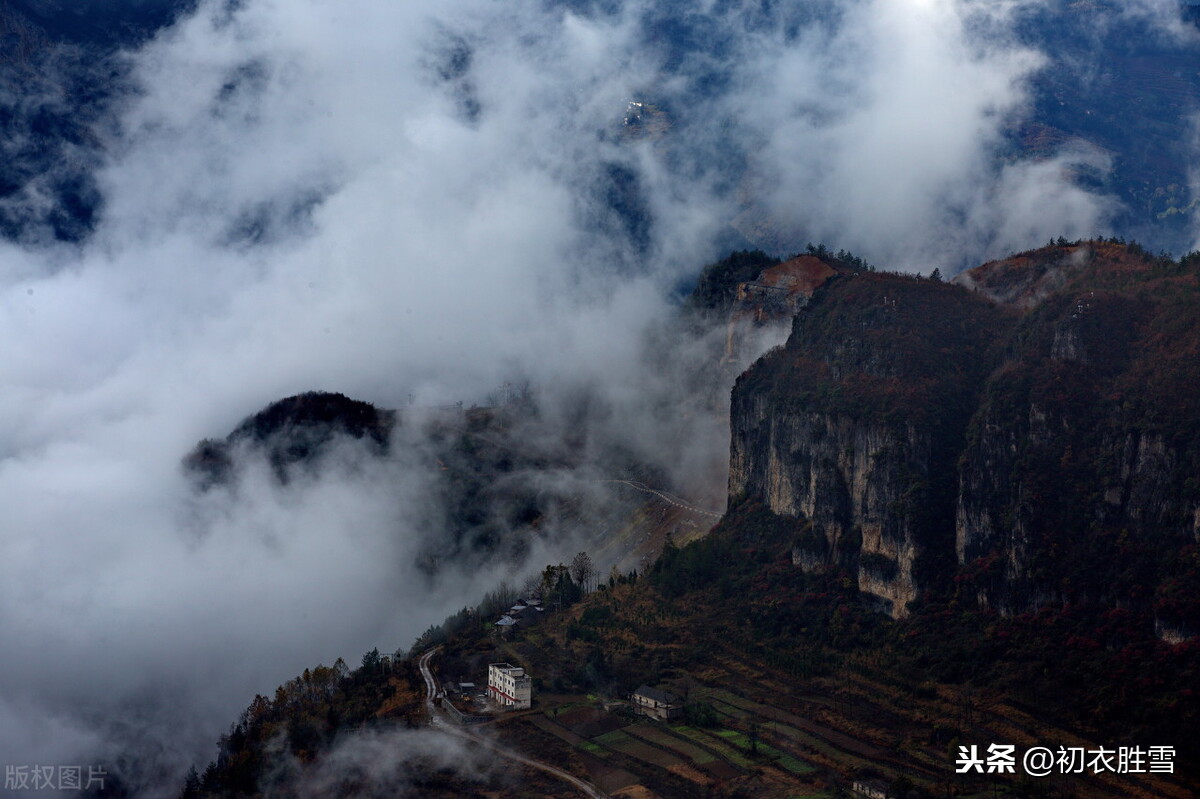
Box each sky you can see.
[0,0,1192,795]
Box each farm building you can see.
[630,685,681,721]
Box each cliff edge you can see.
[731,241,1200,635]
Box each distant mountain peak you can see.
[183,391,395,488]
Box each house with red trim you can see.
[487,663,531,709]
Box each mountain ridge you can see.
[732,239,1200,631]
[176,241,1200,798]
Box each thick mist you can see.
[0,0,1176,794]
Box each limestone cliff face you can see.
[730,395,924,616]
[954,262,1200,621]
[958,414,1198,614]
[730,242,1200,636]
[723,255,839,363]
[730,270,1009,618]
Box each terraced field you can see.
[592,729,710,785]
[514,696,838,796]
[625,723,743,780]
[495,657,1197,799]
[670,724,757,769]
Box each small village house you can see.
[487,663,532,709]
[851,778,894,799]
[630,685,680,721]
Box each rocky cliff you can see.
[731,270,1010,617]
[731,241,1200,634]
[954,243,1200,632]
[723,255,838,361]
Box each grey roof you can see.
[495,616,516,626]
[632,685,678,705]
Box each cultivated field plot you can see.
[592,730,674,767]
[625,724,717,763]
[705,686,884,760]
[625,724,743,781]
[526,713,596,750]
[705,696,752,721]
[712,728,815,775]
[750,716,874,773]
[591,729,711,785]
[670,725,757,769]
[555,705,626,738]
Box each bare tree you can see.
[519,573,542,600]
[570,551,595,593]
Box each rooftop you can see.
[490,662,526,676]
[632,685,678,705]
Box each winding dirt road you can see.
[418,647,607,798]
[443,418,722,521]
[599,479,723,519]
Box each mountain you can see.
[1011,3,1200,252]
[0,0,192,242]
[730,266,1012,618]
[183,391,395,487]
[2,0,188,46]
[731,240,1200,635]
[181,387,721,581]
[5,2,1200,254]
[181,244,1200,799]
[953,244,1200,632]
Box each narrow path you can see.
[418,648,607,799]
[442,419,724,521]
[599,479,724,519]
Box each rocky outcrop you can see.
[731,398,924,615]
[955,263,1200,619]
[731,270,1010,617]
[183,391,396,488]
[723,255,840,362]
[731,242,1200,634]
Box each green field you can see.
[670,725,757,768]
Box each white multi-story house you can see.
[487,663,532,709]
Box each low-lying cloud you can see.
[0,0,1148,794]
[261,726,499,798]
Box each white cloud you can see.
[0,0,1126,793]
[722,0,1116,269]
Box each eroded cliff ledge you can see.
[731,269,1010,617]
[731,241,1200,636]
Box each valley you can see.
[182,241,1200,798]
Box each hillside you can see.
[180,390,715,580]
[183,392,395,487]
[459,498,1200,798]
[732,241,1200,630]
[187,495,1196,798]
[179,242,1200,799]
